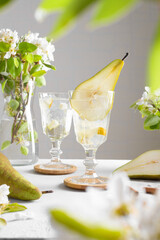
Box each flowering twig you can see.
[0,29,55,155]
[131,86,160,130]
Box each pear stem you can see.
[122,52,129,61]
[42,190,54,194]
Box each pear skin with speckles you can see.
[0,152,42,200]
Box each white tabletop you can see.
[0,159,160,239]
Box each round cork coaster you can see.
[64,176,108,190]
[34,164,77,175]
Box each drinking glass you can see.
[39,92,72,170]
[69,90,114,186]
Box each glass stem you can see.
[49,141,62,164]
[84,149,98,178]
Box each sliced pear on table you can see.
[113,150,160,179]
[71,53,128,121]
[0,152,42,200]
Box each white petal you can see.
[4,52,11,59]
[142,92,148,99]
[0,184,10,195]
[145,86,150,93]
[35,9,48,22]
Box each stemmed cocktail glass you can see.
[69,90,114,186]
[38,92,73,172]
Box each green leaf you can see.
[144,122,160,130]
[0,218,7,226]
[2,203,27,214]
[15,58,22,77]
[3,79,15,94]
[42,62,56,70]
[50,209,124,240]
[130,102,137,108]
[39,0,72,11]
[35,76,46,87]
[48,0,97,39]
[23,61,29,74]
[148,18,160,92]
[7,57,21,78]
[32,70,46,77]
[20,145,29,156]
[14,57,19,68]
[18,122,28,133]
[9,99,19,110]
[23,53,34,64]
[33,130,38,141]
[7,57,15,77]
[0,60,5,72]
[29,130,38,142]
[30,64,41,75]
[19,42,37,53]
[1,140,11,151]
[140,109,151,118]
[23,74,31,83]
[0,0,14,11]
[144,115,160,128]
[1,79,7,93]
[34,55,42,62]
[0,41,10,52]
[92,0,138,27]
[36,0,72,23]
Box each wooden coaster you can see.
[64,176,108,190]
[34,164,77,175]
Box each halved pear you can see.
[113,150,160,179]
[71,54,127,121]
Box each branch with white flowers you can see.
[0,184,27,229]
[0,29,56,155]
[131,86,160,130]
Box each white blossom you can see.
[13,211,35,220]
[35,8,48,22]
[142,91,148,100]
[5,96,11,103]
[144,86,150,93]
[136,87,150,106]
[136,100,144,106]
[154,88,160,96]
[0,184,9,204]
[107,173,135,209]
[134,191,160,240]
[24,32,55,64]
[0,29,19,59]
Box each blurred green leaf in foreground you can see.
[36,0,139,39]
[50,209,125,240]
[0,0,14,11]
[148,18,160,92]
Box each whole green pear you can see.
[0,152,42,200]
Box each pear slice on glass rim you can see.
[71,54,128,121]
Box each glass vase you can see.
[0,80,38,165]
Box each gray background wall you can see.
[0,0,159,160]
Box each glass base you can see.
[71,175,108,185]
[10,158,38,166]
[39,161,72,170]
